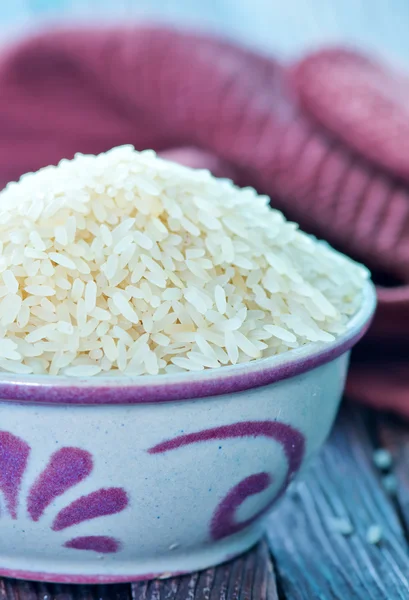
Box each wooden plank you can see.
[266,405,409,599]
[0,542,278,600]
[0,581,132,600]
[377,413,409,536]
[131,541,278,600]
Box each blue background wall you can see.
[1,1,408,63]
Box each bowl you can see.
[0,282,376,584]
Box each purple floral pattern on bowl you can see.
[0,431,128,554]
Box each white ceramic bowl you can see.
[0,282,376,584]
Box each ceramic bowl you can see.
[0,282,376,584]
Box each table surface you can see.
[2,402,409,599]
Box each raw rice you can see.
[0,146,369,377]
[366,525,382,545]
[328,517,354,536]
[373,449,393,471]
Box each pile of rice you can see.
[0,146,369,377]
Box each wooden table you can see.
[2,402,409,600]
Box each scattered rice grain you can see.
[366,525,382,545]
[373,449,393,471]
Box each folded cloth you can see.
[0,27,408,414]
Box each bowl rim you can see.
[0,281,376,405]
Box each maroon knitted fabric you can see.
[293,48,409,185]
[0,27,407,414]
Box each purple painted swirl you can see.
[211,472,273,540]
[148,420,305,540]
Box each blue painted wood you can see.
[267,406,409,599]
[0,542,279,600]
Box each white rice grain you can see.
[366,525,382,545]
[102,335,118,362]
[25,285,56,297]
[214,285,227,314]
[225,331,239,364]
[2,270,19,294]
[264,324,297,344]
[0,294,22,325]
[48,252,77,270]
[57,321,74,335]
[113,293,139,324]
[84,281,97,313]
[64,365,102,377]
